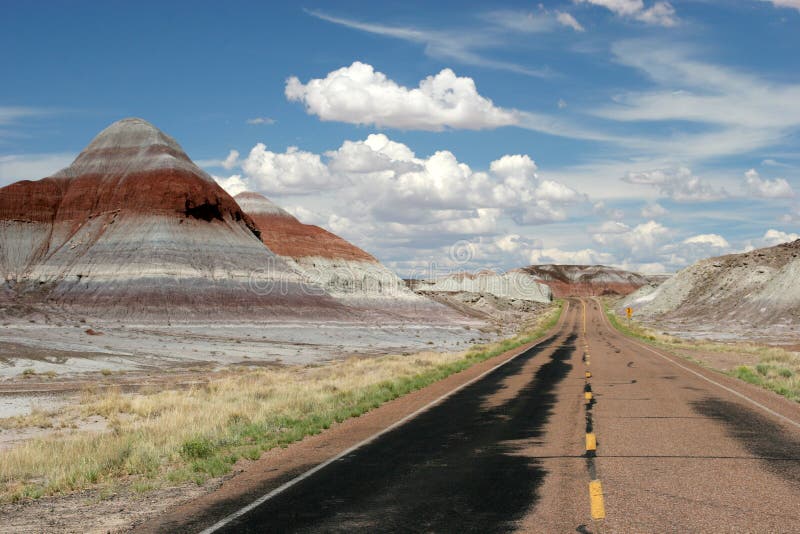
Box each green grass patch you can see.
[180,438,215,460]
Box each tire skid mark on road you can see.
[201,304,580,534]
[593,297,800,431]
[690,396,800,484]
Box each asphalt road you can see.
[201,299,800,533]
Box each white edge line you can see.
[198,302,571,533]
[594,298,800,430]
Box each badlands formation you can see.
[623,239,800,341]
[234,192,427,310]
[0,118,489,381]
[0,118,342,320]
[519,264,650,297]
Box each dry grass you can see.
[0,303,562,503]
[0,409,56,430]
[604,300,800,402]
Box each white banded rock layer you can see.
[234,192,426,306]
[0,118,346,320]
[415,271,552,303]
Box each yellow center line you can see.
[589,480,606,520]
[583,300,606,526]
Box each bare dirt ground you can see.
[670,347,760,372]
[1,482,213,534]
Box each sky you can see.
[2,0,800,276]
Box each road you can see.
[162,299,800,533]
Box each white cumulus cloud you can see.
[743,169,795,199]
[530,247,615,265]
[240,144,334,194]
[622,167,727,201]
[212,134,588,259]
[683,234,730,248]
[285,62,519,131]
[213,174,248,197]
[761,229,800,246]
[221,150,239,170]
[591,220,672,261]
[641,202,668,218]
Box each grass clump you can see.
[0,302,562,503]
[0,409,57,430]
[180,438,215,460]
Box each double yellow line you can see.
[582,299,606,523]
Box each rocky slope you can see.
[234,192,427,307]
[0,118,344,320]
[622,240,800,334]
[518,264,649,297]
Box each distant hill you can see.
[517,265,650,297]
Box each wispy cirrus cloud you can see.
[286,26,800,165]
[574,0,678,27]
[0,106,59,142]
[556,11,586,31]
[482,8,585,33]
[0,152,75,186]
[0,106,51,126]
[305,9,555,77]
[761,0,800,12]
[246,117,275,125]
[587,40,800,159]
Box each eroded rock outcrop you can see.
[622,240,800,329]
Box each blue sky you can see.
[2,0,799,275]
